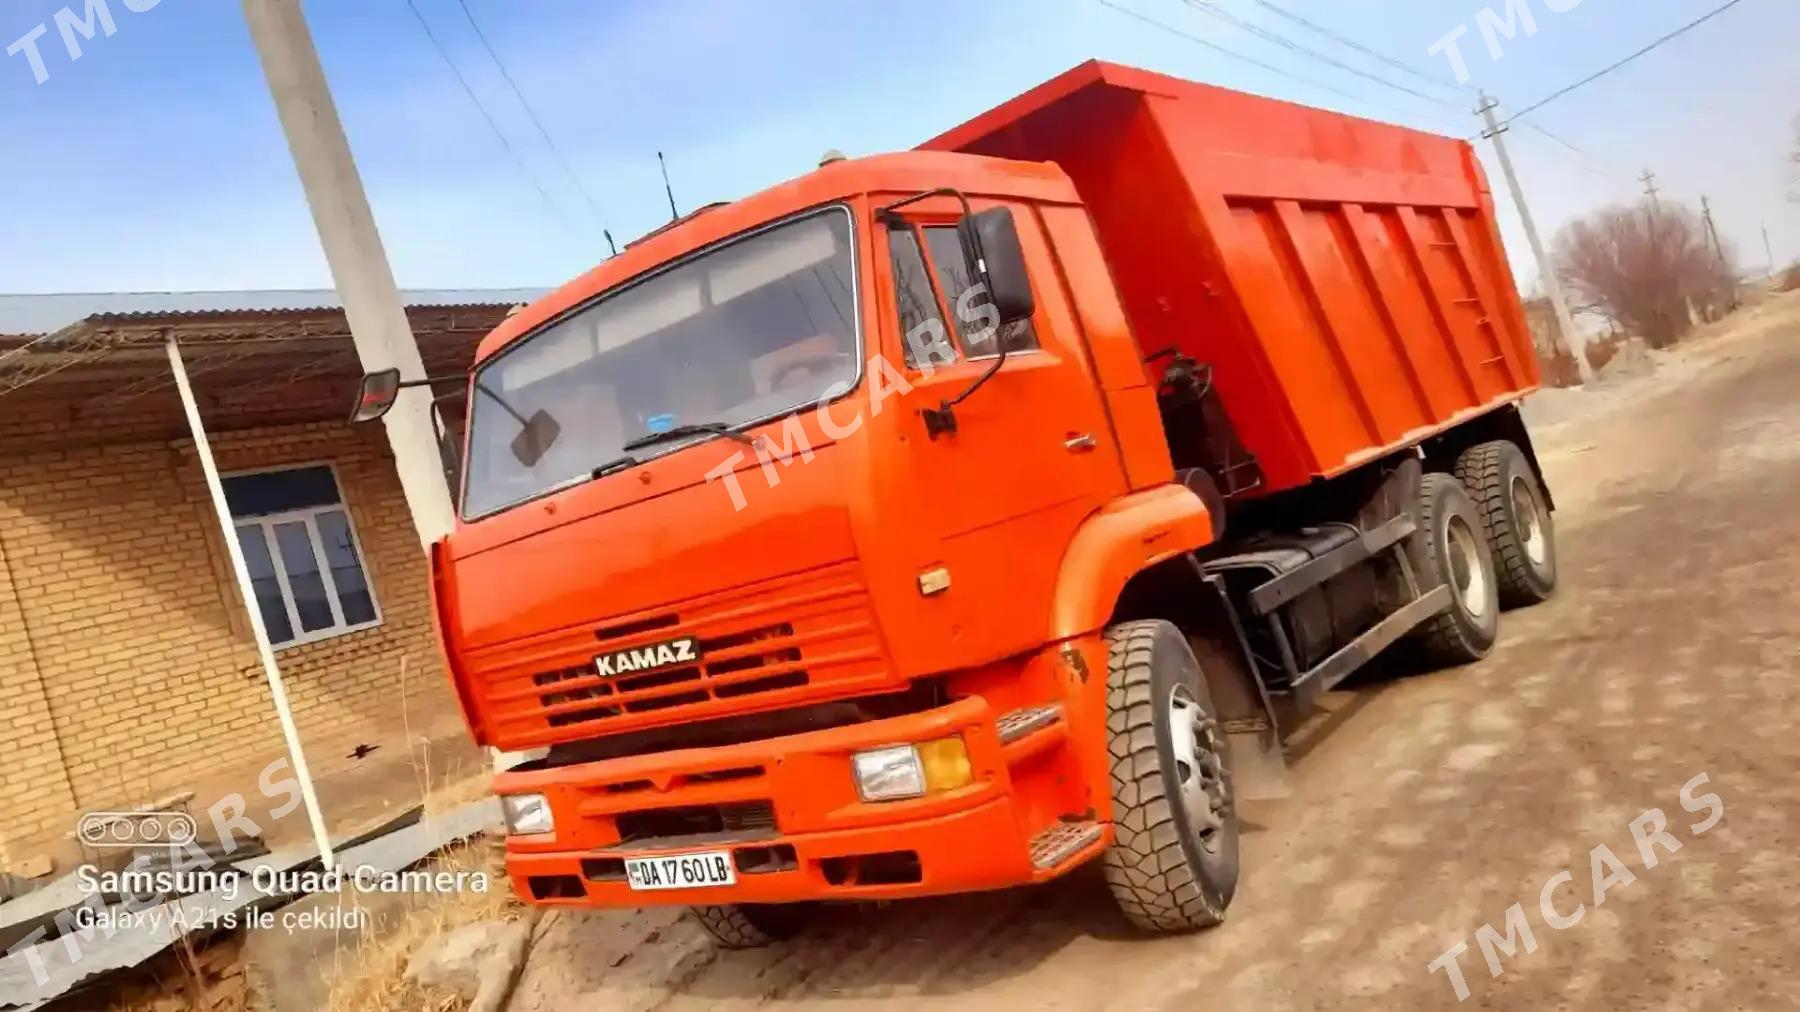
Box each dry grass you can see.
[322,839,525,1012]
[420,770,498,820]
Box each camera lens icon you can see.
[78,817,109,845]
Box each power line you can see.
[1095,0,1369,106]
[1519,121,1630,185]
[1180,0,1465,110]
[1101,1,1470,138]
[450,0,612,232]
[1502,0,1752,126]
[1247,0,1468,96]
[400,0,577,233]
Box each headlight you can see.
[852,745,924,802]
[852,736,973,802]
[500,793,554,835]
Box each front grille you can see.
[615,801,778,845]
[532,622,796,727]
[471,562,891,745]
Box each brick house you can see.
[0,291,536,870]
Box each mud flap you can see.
[1225,724,1293,803]
[1188,571,1293,805]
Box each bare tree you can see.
[1552,201,1735,349]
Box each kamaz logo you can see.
[595,636,700,678]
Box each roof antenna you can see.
[603,229,618,257]
[657,151,678,221]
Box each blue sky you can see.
[1,0,1795,295]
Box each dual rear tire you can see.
[1453,440,1558,609]
[1411,440,1559,667]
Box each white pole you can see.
[241,0,455,547]
[243,0,520,775]
[166,337,336,870]
[1477,92,1595,385]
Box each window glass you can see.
[315,509,376,625]
[226,465,380,647]
[273,522,334,633]
[886,226,956,369]
[923,225,1039,357]
[223,466,341,518]
[236,525,294,644]
[463,208,859,518]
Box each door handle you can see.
[1064,433,1097,453]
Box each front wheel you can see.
[690,903,811,948]
[1101,620,1240,932]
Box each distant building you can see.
[0,290,538,868]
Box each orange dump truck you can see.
[355,61,1557,943]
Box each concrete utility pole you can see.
[1700,197,1722,261]
[1701,197,1737,312]
[1764,225,1777,275]
[242,0,456,547]
[242,2,523,777]
[1477,93,1594,384]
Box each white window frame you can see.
[225,462,383,650]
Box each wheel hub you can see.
[1446,514,1489,617]
[1168,687,1230,852]
[1511,475,1549,568]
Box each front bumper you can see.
[494,694,1102,906]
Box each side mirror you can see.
[349,368,402,424]
[509,409,562,468]
[964,207,1035,325]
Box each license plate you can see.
[624,850,737,891]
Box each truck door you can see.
[876,197,1126,665]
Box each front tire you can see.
[690,903,809,948]
[1409,473,1501,666]
[1102,620,1240,932]
[1454,440,1558,608]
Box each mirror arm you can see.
[880,187,1012,441]
[392,373,528,429]
[395,372,467,388]
[470,381,531,428]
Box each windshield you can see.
[461,207,860,518]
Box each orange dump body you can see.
[923,61,1540,496]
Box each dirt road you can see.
[508,294,1800,1011]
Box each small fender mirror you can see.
[349,368,402,424]
[509,409,562,468]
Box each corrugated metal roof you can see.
[0,289,546,337]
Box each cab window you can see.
[886,225,957,369]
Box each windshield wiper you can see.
[591,455,640,479]
[620,421,756,452]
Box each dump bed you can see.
[923,61,1539,496]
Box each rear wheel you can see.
[690,903,810,948]
[1101,620,1240,932]
[1409,473,1500,666]
[1454,440,1558,608]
